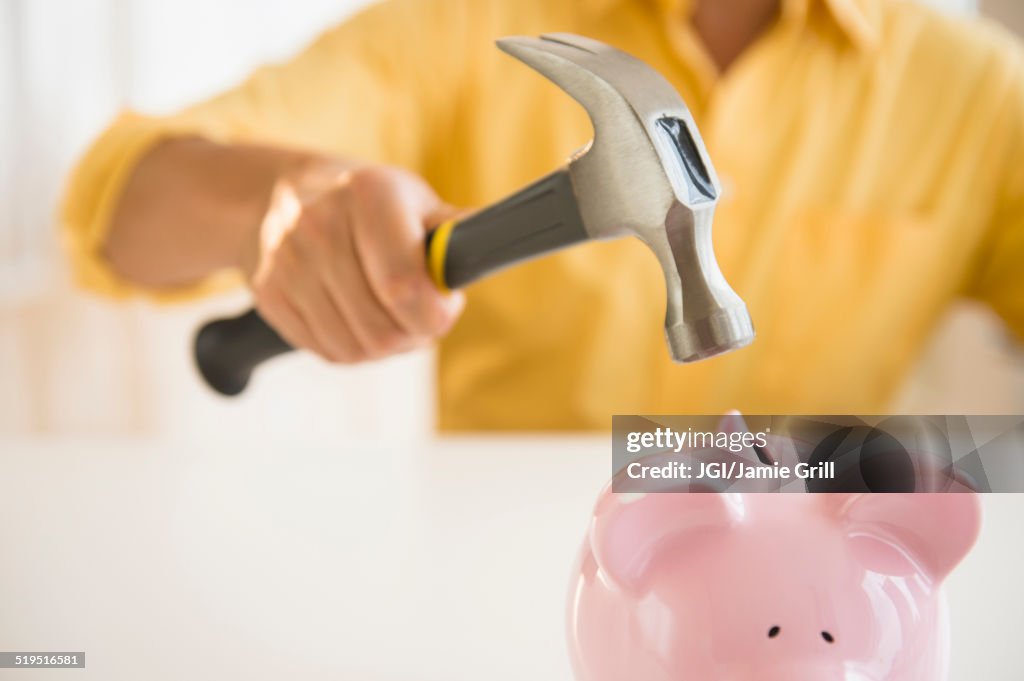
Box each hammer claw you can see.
[498,33,754,363]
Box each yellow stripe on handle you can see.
[427,219,457,292]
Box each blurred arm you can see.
[102,138,322,288]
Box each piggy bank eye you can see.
[767,626,781,638]
[821,631,835,643]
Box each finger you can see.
[347,169,463,337]
[271,206,369,363]
[303,189,415,358]
[287,278,366,363]
[424,200,464,228]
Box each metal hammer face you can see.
[498,34,755,362]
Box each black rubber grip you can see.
[435,168,587,289]
[194,167,586,396]
[194,309,290,396]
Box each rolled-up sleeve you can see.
[60,0,459,300]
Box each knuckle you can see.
[348,166,425,217]
[305,192,344,225]
[348,165,394,195]
[378,269,421,307]
[370,329,407,357]
[296,193,354,248]
[267,262,305,297]
[271,238,302,273]
[292,217,332,259]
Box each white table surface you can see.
[1,437,1021,680]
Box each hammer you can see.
[194,33,755,396]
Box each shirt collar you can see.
[586,0,880,52]
[782,0,880,50]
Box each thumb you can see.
[425,200,470,230]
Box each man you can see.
[63,0,1024,430]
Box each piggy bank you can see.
[568,491,980,680]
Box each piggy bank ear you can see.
[590,488,742,591]
[836,493,981,580]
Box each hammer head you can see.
[498,34,754,362]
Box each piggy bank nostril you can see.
[767,625,781,638]
[821,631,835,643]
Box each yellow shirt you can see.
[62,0,1024,430]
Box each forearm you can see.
[102,137,324,288]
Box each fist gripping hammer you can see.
[194,33,755,396]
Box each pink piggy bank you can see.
[568,492,980,680]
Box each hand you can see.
[241,162,465,363]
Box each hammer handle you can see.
[194,167,587,396]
